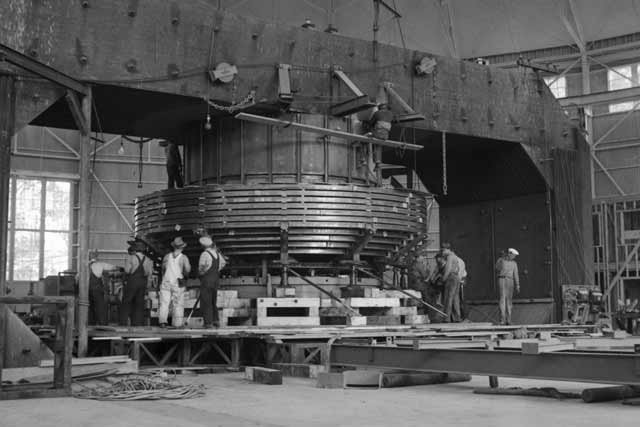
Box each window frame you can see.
[7,174,74,281]
[607,64,639,113]
[544,75,567,99]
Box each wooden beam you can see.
[234,113,423,151]
[0,75,14,294]
[77,87,92,357]
[0,43,88,95]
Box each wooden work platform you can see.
[87,322,601,370]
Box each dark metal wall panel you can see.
[440,200,494,300]
[440,193,551,301]
[552,135,594,288]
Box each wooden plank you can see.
[235,113,423,151]
[40,355,131,367]
[346,298,401,308]
[521,342,575,354]
[0,387,70,400]
[256,317,321,327]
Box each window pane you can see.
[45,181,71,231]
[608,66,632,91]
[13,230,40,280]
[15,179,42,229]
[610,101,635,113]
[44,232,69,276]
[544,76,566,98]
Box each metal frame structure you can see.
[330,343,640,386]
[0,296,74,400]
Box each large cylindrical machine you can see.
[135,113,430,289]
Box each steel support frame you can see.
[330,344,640,385]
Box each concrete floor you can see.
[0,373,636,427]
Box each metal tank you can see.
[134,113,430,289]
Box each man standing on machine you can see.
[120,240,154,326]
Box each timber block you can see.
[388,306,418,316]
[381,290,421,299]
[346,297,400,308]
[521,341,575,354]
[343,370,383,387]
[257,316,320,327]
[365,315,402,326]
[316,372,344,389]
[257,297,320,308]
[275,287,296,297]
[256,298,320,326]
[347,316,367,326]
[309,364,328,379]
[404,314,429,324]
[273,363,310,378]
[244,366,283,385]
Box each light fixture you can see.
[301,18,315,29]
[117,140,125,155]
[204,113,212,131]
[324,24,338,34]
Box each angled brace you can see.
[381,82,425,123]
[331,67,376,116]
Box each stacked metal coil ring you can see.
[135,183,430,261]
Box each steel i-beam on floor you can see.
[330,344,640,385]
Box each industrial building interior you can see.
[1,0,640,425]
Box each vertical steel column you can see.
[0,76,15,294]
[77,87,92,357]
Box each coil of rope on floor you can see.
[73,372,205,401]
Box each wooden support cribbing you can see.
[582,385,640,403]
[244,366,283,385]
[474,387,581,399]
[381,373,472,388]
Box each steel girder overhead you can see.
[0,1,592,320]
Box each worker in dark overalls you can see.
[368,103,393,140]
[120,240,154,326]
[88,250,115,325]
[160,140,184,189]
[198,235,226,328]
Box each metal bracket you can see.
[278,64,293,104]
[381,82,425,123]
[65,90,89,134]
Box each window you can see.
[7,176,73,281]
[607,64,639,113]
[544,76,566,98]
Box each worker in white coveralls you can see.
[496,248,520,325]
[158,237,191,328]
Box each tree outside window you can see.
[7,177,73,281]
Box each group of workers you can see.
[87,235,226,328]
[410,243,520,325]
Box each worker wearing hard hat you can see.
[198,235,227,328]
[496,248,520,325]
